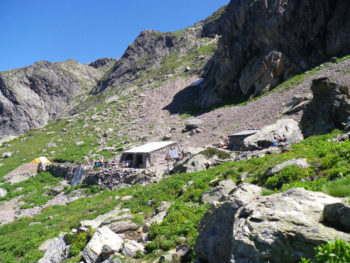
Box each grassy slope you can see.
[1,130,350,262]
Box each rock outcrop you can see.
[195,186,350,263]
[199,0,350,106]
[242,119,303,150]
[301,77,350,136]
[0,60,108,139]
[83,226,124,263]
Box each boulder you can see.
[121,240,145,258]
[106,220,138,233]
[2,152,12,158]
[267,158,310,176]
[323,203,350,232]
[143,202,171,232]
[171,153,224,174]
[79,208,131,230]
[0,188,7,198]
[201,180,236,204]
[283,94,312,115]
[4,163,39,184]
[243,119,303,150]
[301,78,350,136]
[184,118,203,131]
[195,187,350,263]
[83,226,124,263]
[38,236,67,263]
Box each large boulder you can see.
[323,203,350,233]
[184,118,203,131]
[242,119,303,150]
[201,180,236,204]
[301,77,350,136]
[79,208,131,230]
[83,226,124,263]
[4,163,39,184]
[195,187,350,263]
[38,236,67,263]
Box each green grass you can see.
[0,172,62,208]
[322,175,350,197]
[199,147,231,160]
[1,130,350,262]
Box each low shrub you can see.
[199,148,231,160]
[265,165,310,189]
[300,239,350,262]
[64,229,94,256]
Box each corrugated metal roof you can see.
[124,141,176,154]
[229,130,260,137]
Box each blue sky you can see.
[0,0,229,71]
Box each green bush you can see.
[265,165,310,189]
[64,229,94,256]
[300,239,350,263]
[159,239,175,251]
[199,148,231,160]
[145,241,157,253]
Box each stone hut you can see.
[228,130,260,150]
[119,141,177,168]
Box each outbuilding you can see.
[119,141,178,168]
[228,130,260,150]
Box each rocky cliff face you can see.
[199,0,350,106]
[0,59,112,139]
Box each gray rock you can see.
[301,78,350,136]
[195,187,350,263]
[323,203,350,232]
[107,220,138,233]
[121,240,144,258]
[283,94,312,115]
[79,208,131,230]
[172,152,224,174]
[0,188,7,198]
[83,226,124,263]
[2,152,12,158]
[46,142,57,148]
[37,237,67,263]
[201,180,236,204]
[267,158,310,176]
[243,119,303,150]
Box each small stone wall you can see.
[49,164,162,190]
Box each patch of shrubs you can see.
[300,239,350,262]
[199,148,231,160]
[265,165,310,189]
[64,229,94,256]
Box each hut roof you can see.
[228,130,260,137]
[124,141,176,154]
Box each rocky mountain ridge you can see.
[198,0,350,107]
[0,59,115,139]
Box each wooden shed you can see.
[119,141,177,168]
